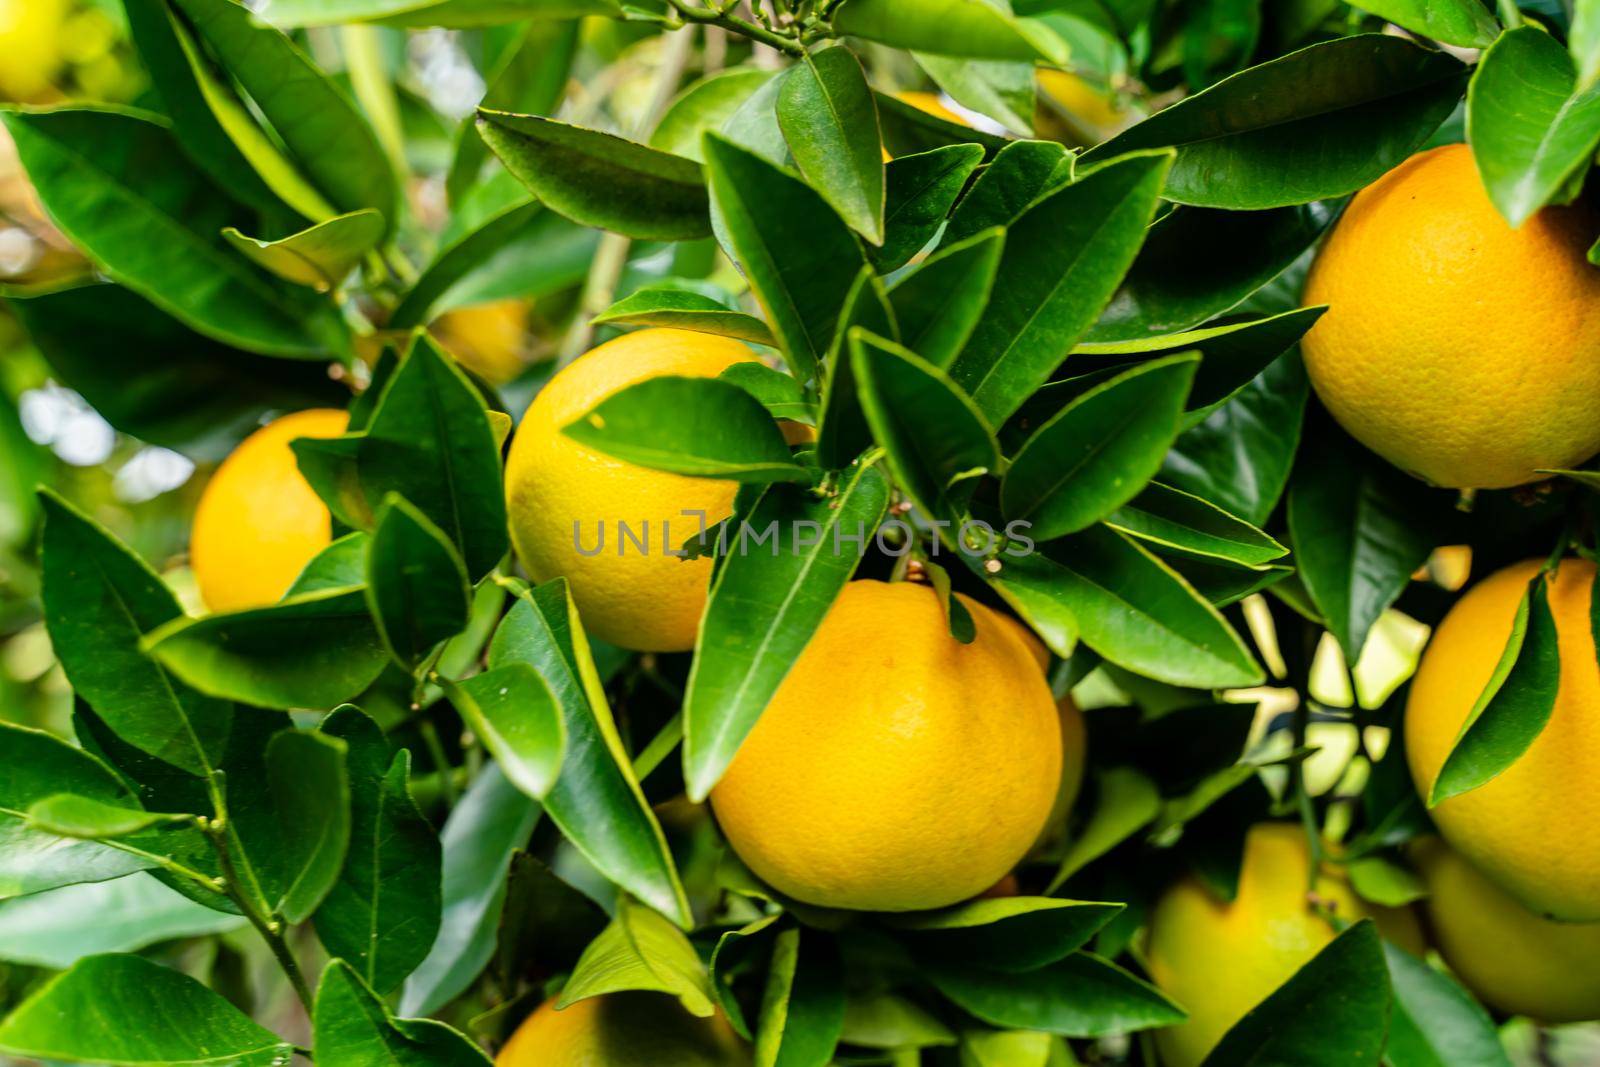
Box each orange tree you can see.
[0,0,1599,1063]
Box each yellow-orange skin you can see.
[710,581,1062,912]
[430,299,532,385]
[994,609,1088,833]
[0,0,67,102]
[1412,837,1600,1022]
[1302,143,1600,489]
[1146,823,1423,1067]
[1407,557,1600,920]
[496,994,749,1067]
[504,329,749,652]
[190,409,348,613]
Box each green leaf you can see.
[0,107,338,357]
[39,490,231,776]
[653,68,778,163]
[925,559,977,643]
[26,795,188,840]
[0,954,295,1065]
[222,209,385,292]
[400,765,539,1016]
[777,46,885,243]
[704,132,868,380]
[927,952,1184,1037]
[917,55,1036,136]
[841,993,958,1050]
[595,286,777,346]
[888,897,1123,972]
[0,724,155,898]
[0,875,243,970]
[315,706,442,996]
[889,228,1004,370]
[478,110,710,240]
[1047,767,1163,888]
[712,916,782,1038]
[1002,526,1263,687]
[366,493,472,669]
[443,664,566,800]
[1201,921,1389,1065]
[877,91,1012,159]
[1104,482,1288,566]
[1575,0,1600,90]
[1081,35,1465,209]
[721,362,815,424]
[1002,354,1199,541]
[942,140,1069,248]
[564,376,810,483]
[834,0,1068,63]
[264,730,351,923]
[852,331,999,526]
[1088,203,1337,344]
[816,267,898,470]
[171,0,399,223]
[145,587,389,710]
[874,143,985,273]
[1348,0,1498,47]
[1467,27,1600,227]
[389,197,542,328]
[950,151,1172,424]
[1383,942,1512,1067]
[489,580,690,925]
[1430,574,1561,805]
[262,0,618,27]
[683,461,890,800]
[316,959,491,1065]
[1287,430,1448,659]
[559,896,718,1015]
[960,1031,1075,1067]
[755,927,845,1067]
[357,333,510,579]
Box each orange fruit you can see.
[496,994,748,1066]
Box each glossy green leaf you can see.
[478,110,709,240]
[222,210,385,292]
[834,0,1068,63]
[721,362,814,424]
[400,765,540,1016]
[265,729,350,922]
[840,993,958,1050]
[1002,354,1198,540]
[172,0,399,222]
[928,951,1184,1037]
[559,896,717,1015]
[1430,574,1560,805]
[565,375,809,483]
[877,90,1012,158]
[942,140,1069,248]
[816,267,898,470]
[0,954,294,1065]
[316,959,491,1065]
[683,461,890,800]
[0,107,337,357]
[489,580,690,925]
[704,133,868,379]
[888,897,1123,972]
[917,55,1036,136]
[777,47,884,244]
[595,286,777,346]
[0,875,243,970]
[1467,27,1600,227]
[26,795,188,840]
[889,228,1004,370]
[366,493,472,668]
[1105,482,1287,566]
[1082,35,1465,209]
[315,706,442,996]
[145,587,389,710]
[852,330,999,526]
[756,927,845,1067]
[1047,767,1163,888]
[950,151,1172,424]
[444,664,565,801]
[1384,942,1512,1067]
[1201,921,1389,1065]
[711,916,782,1038]
[39,490,231,776]
[1348,0,1498,47]
[873,143,984,272]
[357,333,509,578]
[654,68,778,162]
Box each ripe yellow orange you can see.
[993,609,1088,839]
[430,299,533,385]
[1146,823,1423,1067]
[496,994,749,1067]
[1411,836,1600,1022]
[1302,143,1600,489]
[504,328,748,652]
[710,580,1062,911]
[0,0,68,102]
[1406,557,1600,921]
[190,408,348,613]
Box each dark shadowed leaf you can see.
[1384,941,1512,1067]
[564,376,810,483]
[816,267,897,470]
[683,462,890,800]
[927,951,1183,1037]
[834,0,1068,62]
[222,210,386,292]
[1105,482,1287,566]
[756,927,845,1067]
[1081,35,1465,209]
[942,140,1068,248]
[778,46,885,243]
[266,730,350,923]
[1201,921,1389,1065]
[366,493,472,668]
[316,960,490,1065]
[478,110,710,240]
[558,897,717,1015]
[1047,767,1163,888]
[889,228,1004,370]
[0,954,294,1065]
[595,286,776,346]
[888,897,1123,972]
[444,664,565,800]
[873,144,984,272]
